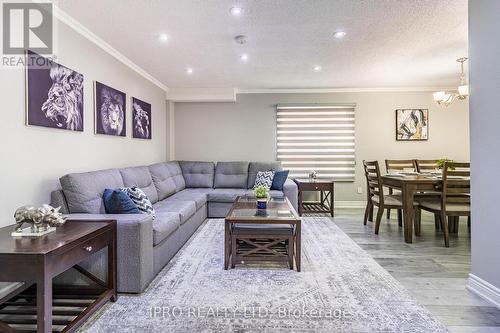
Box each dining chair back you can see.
[385,159,417,173]
[363,160,384,205]
[442,162,471,205]
[416,159,439,173]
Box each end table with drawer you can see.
[294,179,335,217]
[0,219,117,333]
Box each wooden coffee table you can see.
[0,220,117,333]
[224,196,301,271]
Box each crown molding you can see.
[52,5,168,92]
[168,88,236,102]
[235,87,457,94]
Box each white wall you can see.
[174,92,469,201]
[468,0,500,303]
[0,19,168,227]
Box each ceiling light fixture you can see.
[229,6,243,16]
[234,35,247,45]
[159,33,169,42]
[333,31,346,39]
[433,57,469,107]
[186,67,193,75]
[240,53,248,61]
[313,65,322,72]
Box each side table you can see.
[294,179,335,217]
[0,220,117,333]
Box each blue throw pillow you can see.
[271,170,289,191]
[103,188,141,214]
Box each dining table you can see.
[381,173,442,244]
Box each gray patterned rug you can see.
[81,217,448,332]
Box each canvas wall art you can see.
[132,97,152,139]
[94,81,126,136]
[26,50,84,131]
[396,109,429,141]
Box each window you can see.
[276,104,356,181]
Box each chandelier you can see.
[433,57,469,107]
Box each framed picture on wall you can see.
[25,50,84,131]
[94,81,126,137]
[396,108,429,141]
[132,97,152,139]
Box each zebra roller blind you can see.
[276,104,356,181]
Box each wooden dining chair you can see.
[416,162,470,247]
[416,159,439,173]
[363,161,420,234]
[384,159,418,220]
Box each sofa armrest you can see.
[283,179,298,212]
[64,214,154,293]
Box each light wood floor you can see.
[329,208,500,333]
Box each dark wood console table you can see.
[294,179,335,217]
[0,220,117,333]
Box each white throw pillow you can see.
[253,171,275,190]
[122,186,155,218]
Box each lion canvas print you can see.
[396,109,429,141]
[26,51,84,131]
[94,81,126,136]
[132,97,152,139]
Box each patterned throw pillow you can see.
[253,171,275,190]
[122,186,155,218]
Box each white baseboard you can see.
[467,273,500,309]
[335,201,367,208]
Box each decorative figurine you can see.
[14,204,66,234]
[309,170,318,181]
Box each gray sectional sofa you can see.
[51,161,298,293]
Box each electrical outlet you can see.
[357,187,363,194]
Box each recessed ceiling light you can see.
[186,67,193,74]
[313,65,322,72]
[159,33,169,42]
[229,6,243,16]
[333,31,346,39]
[240,54,248,61]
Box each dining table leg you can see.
[401,183,417,243]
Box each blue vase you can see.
[256,199,267,209]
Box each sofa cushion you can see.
[124,187,156,218]
[208,189,248,202]
[148,163,176,200]
[60,168,124,214]
[167,188,211,209]
[179,161,215,188]
[247,162,282,188]
[271,170,289,191]
[153,212,180,246]
[253,171,275,189]
[120,166,159,204]
[214,162,249,189]
[102,189,140,214]
[166,161,186,192]
[154,200,196,224]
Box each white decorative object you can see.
[13,204,66,237]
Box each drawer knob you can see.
[315,186,318,190]
[84,246,93,252]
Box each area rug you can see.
[81,217,448,332]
